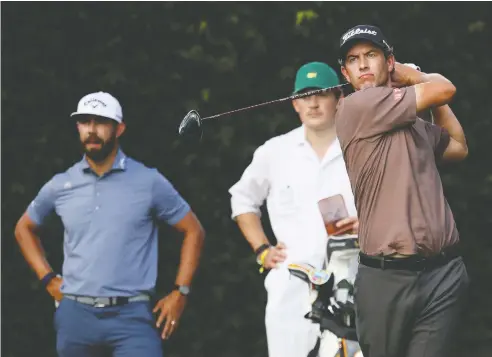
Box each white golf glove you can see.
[404,63,421,72]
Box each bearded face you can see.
[76,115,119,162]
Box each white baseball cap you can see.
[70,91,123,123]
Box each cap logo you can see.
[307,72,317,79]
[84,98,107,109]
[342,28,378,44]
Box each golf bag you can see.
[288,237,363,357]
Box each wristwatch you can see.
[40,272,58,287]
[174,284,191,296]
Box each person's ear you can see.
[387,54,396,74]
[338,90,345,100]
[116,122,126,138]
[341,66,351,83]
[292,99,300,114]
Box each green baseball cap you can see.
[293,62,340,94]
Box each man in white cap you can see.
[15,92,206,357]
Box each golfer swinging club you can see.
[229,62,361,357]
[335,25,469,357]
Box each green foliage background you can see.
[2,2,491,356]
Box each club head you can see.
[178,110,203,142]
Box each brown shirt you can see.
[335,86,458,256]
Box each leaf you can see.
[201,88,210,102]
[468,21,486,33]
[295,10,319,26]
[199,20,208,33]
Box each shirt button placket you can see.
[94,179,100,212]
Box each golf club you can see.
[178,83,349,141]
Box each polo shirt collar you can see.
[80,148,128,174]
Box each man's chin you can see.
[81,137,117,163]
[304,118,334,131]
[84,148,109,162]
[359,81,377,90]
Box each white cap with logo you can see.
[70,91,123,123]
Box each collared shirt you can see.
[229,126,358,269]
[27,149,190,297]
[335,86,456,255]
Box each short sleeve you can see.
[152,170,191,225]
[423,121,451,160]
[336,86,417,149]
[229,143,271,219]
[26,178,58,225]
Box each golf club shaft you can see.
[201,83,348,121]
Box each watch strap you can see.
[254,243,271,258]
[41,272,58,287]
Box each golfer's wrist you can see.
[40,271,58,287]
[397,63,424,86]
[407,72,425,85]
[407,73,425,86]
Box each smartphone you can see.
[318,194,350,236]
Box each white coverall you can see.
[229,126,359,357]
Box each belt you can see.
[359,244,461,271]
[64,294,150,308]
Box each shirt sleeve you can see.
[26,177,58,226]
[229,144,271,220]
[422,120,451,160]
[152,170,191,225]
[336,86,417,149]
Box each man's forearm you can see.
[407,70,452,87]
[431,105,467,146]
[397,64,456,111]
[412,70,464,144]
[15,215,54,279]
[174,228,205,287]
[235,212,270,252]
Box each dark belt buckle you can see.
[416,257,426,271]
[427,251,447,269]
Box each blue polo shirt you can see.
[26,149,190,297]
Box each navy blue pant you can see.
[54,298,163,357]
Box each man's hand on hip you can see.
[263,242,287,269]
[153,290,187,340]
[46,275,63,302]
